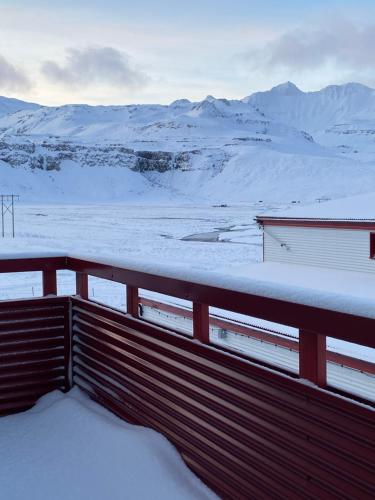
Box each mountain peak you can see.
[270,82,302,95]
[321,82,373,95]
[170,98,191,108]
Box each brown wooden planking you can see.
[0,305,65,321]
[0,326,65,344]
[72,300,374,437]
[72,343,374,484]
[71,303,375,472]
[0,296,70,414]
[0,317,65,334]
[73,352,363,498]
[71,298,375,499]
[72,331,374,495]
[74,348,370,498]
[74,380,289,500]
[73,348,356,466]
[75,312,374,446]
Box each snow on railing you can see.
[0,253,375,397]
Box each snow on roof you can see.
[257,191,375,221]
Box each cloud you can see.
[0,54,31,92]
[41,46,149,89]
[244,20,375,73]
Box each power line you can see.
[1,194,19,238]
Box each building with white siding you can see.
[256,192,375,274]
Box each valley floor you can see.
[0,203,269,300]
[0,202,374,383]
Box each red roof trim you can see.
[256,218,375,230]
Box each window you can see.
[370,233,375,259]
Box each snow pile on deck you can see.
[0,389,215,500]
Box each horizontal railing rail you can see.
[138,296,375,376]
[0,255,374,392]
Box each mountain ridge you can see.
[1,82,375,203]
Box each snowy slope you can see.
[245,82,375,159]
[0,96,310,146]
[0,96,39,118]
[245,82,375,133]
[0,158,175,203]
[1,83,375,202]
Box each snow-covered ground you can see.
[0,202,268,296]
[1,202,374,367]
[0,388,215,500]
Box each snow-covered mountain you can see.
[244,82,375,132]
[245,82,375,160]
[0,96,39,118]
[1,82,375,203]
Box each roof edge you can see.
[255,217,375,230]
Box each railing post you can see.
[126,285,139,317]
[299,330,327,387]
[76,272,88,299]
[42,270,57,296]
[193,302,209,343]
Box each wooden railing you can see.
[1,255,374,498]
[138,296,375,377]
[0,255,374,392]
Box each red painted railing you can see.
[1,255,375,498]
[0,255,374,392]
[138,296,375,377]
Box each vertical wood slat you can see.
[42,270,57,296]
[126,285,139,318]
[76,272,88,299]
[193,302,209,343]
[299,330,327,387]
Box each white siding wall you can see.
[264,226,375,274]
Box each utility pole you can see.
[1,194,19,238]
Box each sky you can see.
[1,0,375,105]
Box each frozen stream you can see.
[181,223,258,243]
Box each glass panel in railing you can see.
[138,290,193,336]
[209,305,299,373]
[57,270,76,296]
[87,276,126,311]
[0,271,42,300]
[327,337,375,403]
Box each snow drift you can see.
[0,388,215,500]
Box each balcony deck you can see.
[0,255,374,499]
[0,388,214,500]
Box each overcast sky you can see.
[1,0,375,105]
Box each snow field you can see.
[0,203,373,383]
